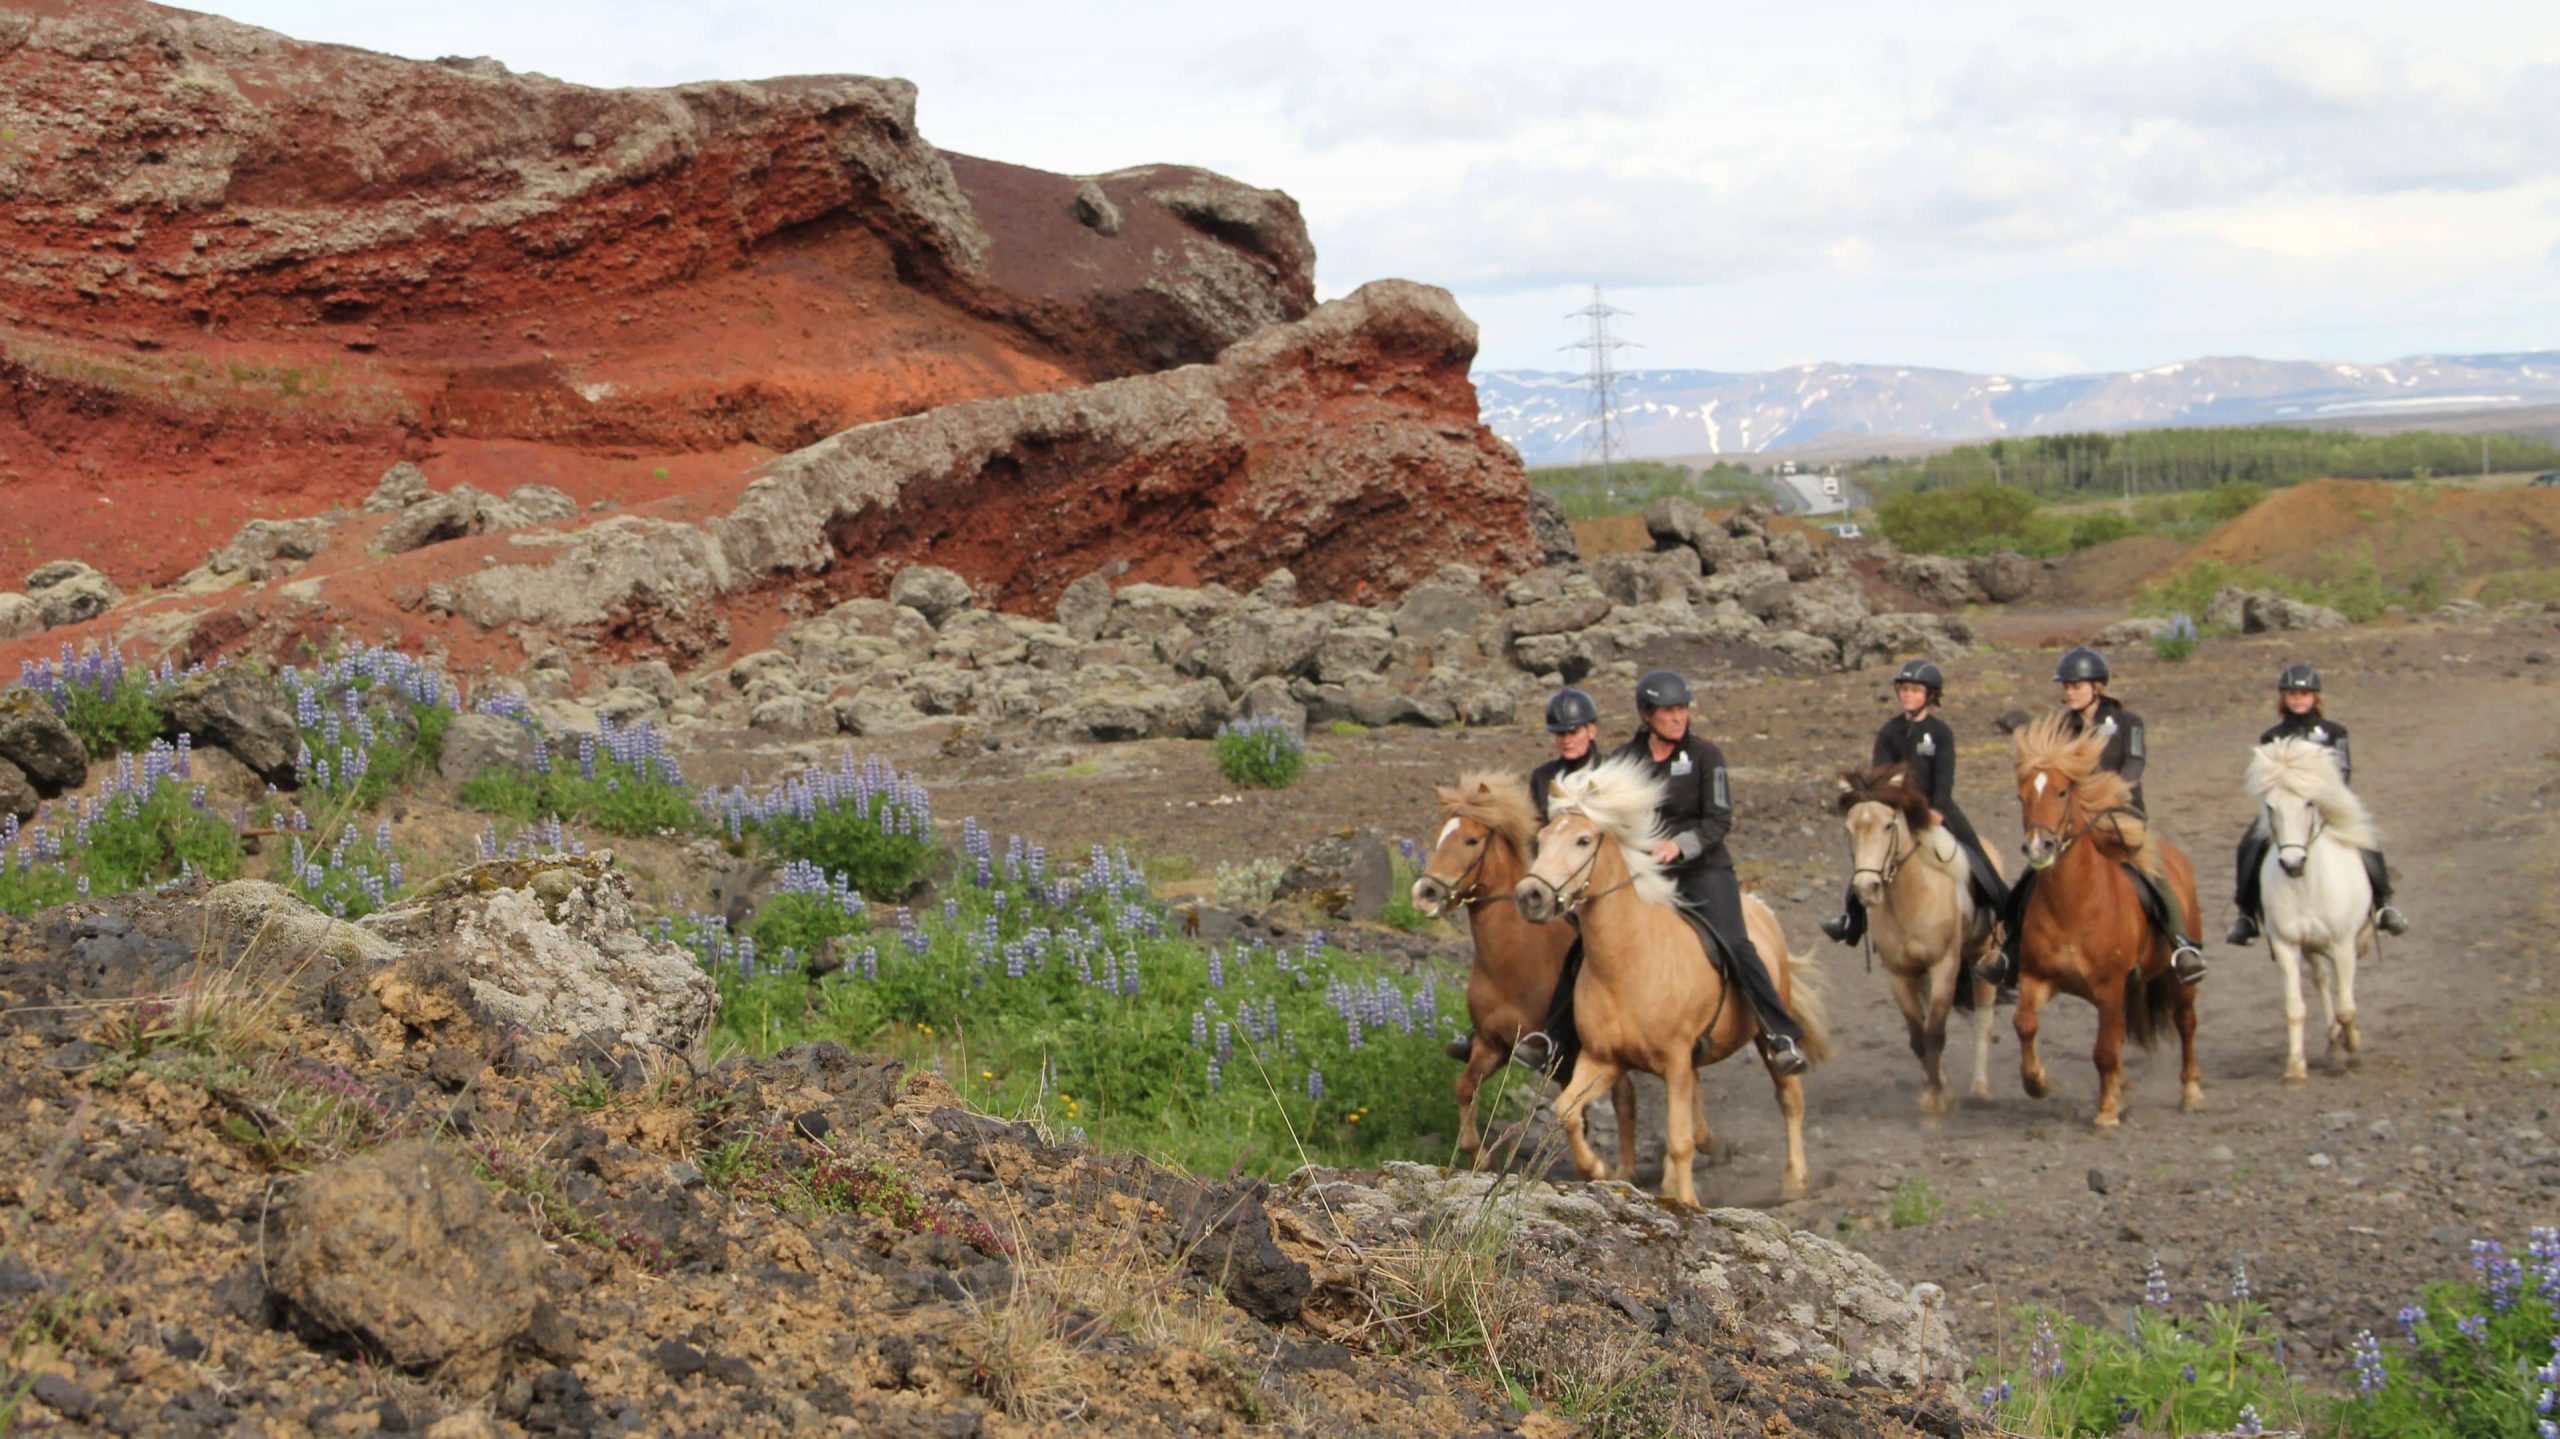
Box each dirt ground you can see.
[829,604,2560,1377]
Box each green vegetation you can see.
[2132,553,2449,625]
[1876,480,2268,558]
[1983,1239,2560,1438]
[1886,1176,1944,1229]
[1855,426,2560,500]
[689,845,1471,1180]
[1213,716,1307,790]
[1530,459,1767,520]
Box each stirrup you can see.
[2375,906,2411,936]
[2171,942,2208,985]
[2224,915,2260,947]
[1973,952,2014,987]
[1510,1031,1558,1075]
[1762,1035,1809,1077]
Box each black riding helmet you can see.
[1893,658,1945,691]
[2054,647,2111,684]
[2276,663,2321,692]
[1544,687,1600,733]
[1634,669,1694,710]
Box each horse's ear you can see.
[1473,780,1494,798]
[1833,777,1852,794]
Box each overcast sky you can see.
[208,1,2560,376]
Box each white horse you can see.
[2246,737,2379,1081]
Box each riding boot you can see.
[2362,850,2411,935]
[2227,828,2269,945]
[1820,887,1866,946]
[1442,1037,1471,1062]
[1977,869,2031,987]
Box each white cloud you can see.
[175,0,2560,374]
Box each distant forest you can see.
[1850,426,2560,498]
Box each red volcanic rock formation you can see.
[0,0,1312,586]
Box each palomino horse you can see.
[1835,764,2000,1116]
[2246,737,2377,1081]
[1514,757,1830,1206]
[1409,774,1638,1173]
[2012,712,2204,1129]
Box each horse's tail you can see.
[1786,942,1835,1067]
[2123,962,2178,1053]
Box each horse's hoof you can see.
[2283,1064,2309,1085]
[2182,1085,2206,1112]
[1919,1089,1948,1118]
[2022,1073,2051,1100]
[1779,1176,1808,1204]
[2092,1112,2122,1132]
[1968,1081,1992,1102]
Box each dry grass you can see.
[957,1215,1251,1422]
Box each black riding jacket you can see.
[1612,729,1735,872]
[1873,712,1959,818]
[2063,696,2147,812]
[1529,748,1604,823]
[2259,712,2352,786]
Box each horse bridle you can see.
[2027,775,2146,867]
[1529,817,1641,918]
[1434,820,1517,909]
[2266,800,2324,866]
[1853,811,1919,891]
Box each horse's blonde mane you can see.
[1544,756,1677,906]
[1435,771,1541,854]
[2013,709,2159,875]
[2247,738,2378,850]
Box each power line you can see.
[1563,286,1639,479]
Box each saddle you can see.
[2120,862,2188,952]
[1672,901,1741,978]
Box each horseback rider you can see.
[1821,658,2011,946]
[2224,663,2411,945]
[1976,647,2209,988]
[1493,688,1605,1075]
[1610,668,1811,1076]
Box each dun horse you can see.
[1515,758,1829,1206]
[2245,737,2378,1081]
[1834,765,1999,1116]
[1410,774,1637,1172]
[2011,712,2205,1128]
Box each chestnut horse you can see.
[1410,774,1638,1174]
[2011,712,2205,1129]
[1835,764,2000,1117]
[1515,758,1830,1206]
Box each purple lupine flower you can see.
[2396,1304,2427,1342]
[1305,1069,1325,1102]
[2143,1254,2171,1307]
[2351,1329,2388,1394]
[2229,1254,2252,1302]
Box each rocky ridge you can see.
[0,862,1968,1437]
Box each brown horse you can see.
[1515,757,1830,1206]
[1410,774,1638,1174]
[2012,712,2205,1129]
[1835,765,2000,1117]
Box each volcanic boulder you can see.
[357,856,718,1050]
[270,1141,545,1372]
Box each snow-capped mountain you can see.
[1476,352,2560,466]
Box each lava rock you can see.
[162,665,302,785]
[0,692,87,793]
[270,1140,544,1370]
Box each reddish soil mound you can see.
[0,1,1314,588]
[2176,478,2560,592]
